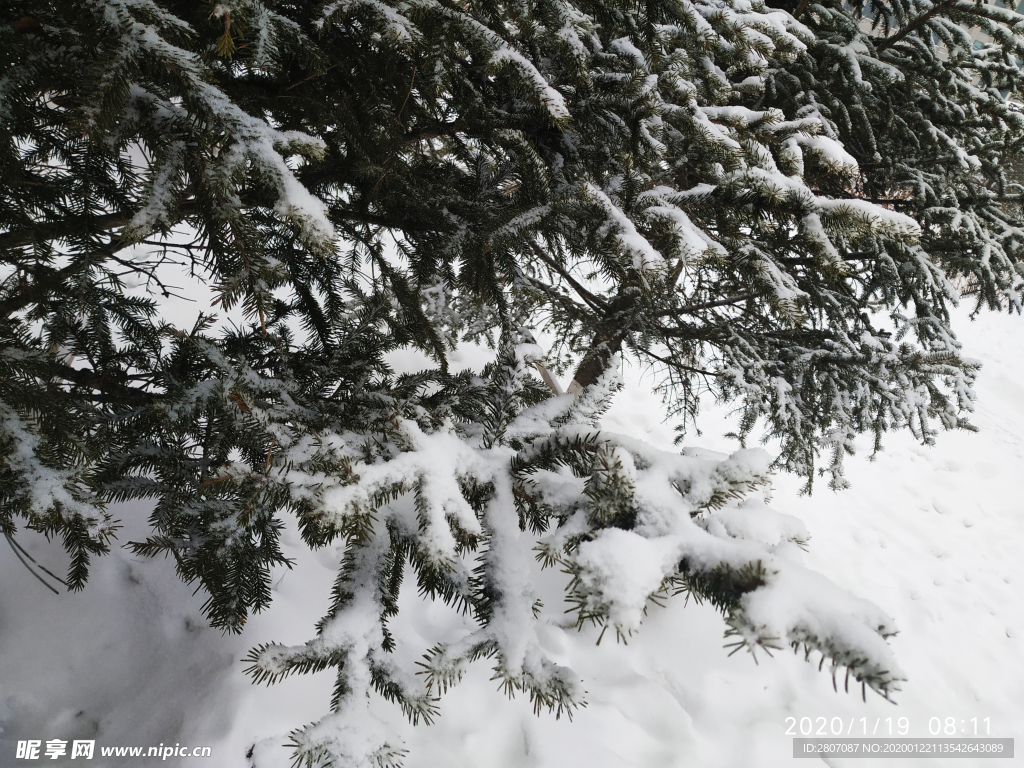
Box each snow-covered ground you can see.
[1,304,1021,767]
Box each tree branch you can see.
[777,252,879,266]
[569,292,639,393]
[0,201,201,253]
[875,0,957,52]
[528,242,608,312]
[792,0,812,18]
[656,292,759,318]
[280,63,341,94]
[639,345,721,378]
[49,364,157,407]
[0,261,90,317]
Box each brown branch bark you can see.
[568,287,758,393]
[568,293,637,394]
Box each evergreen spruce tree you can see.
[3,0,1022,764]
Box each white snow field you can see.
[1,303,1021,768]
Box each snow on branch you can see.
[243,347,906,764]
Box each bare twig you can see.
[5,533,67,594]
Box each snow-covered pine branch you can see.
[243,342,903,765]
